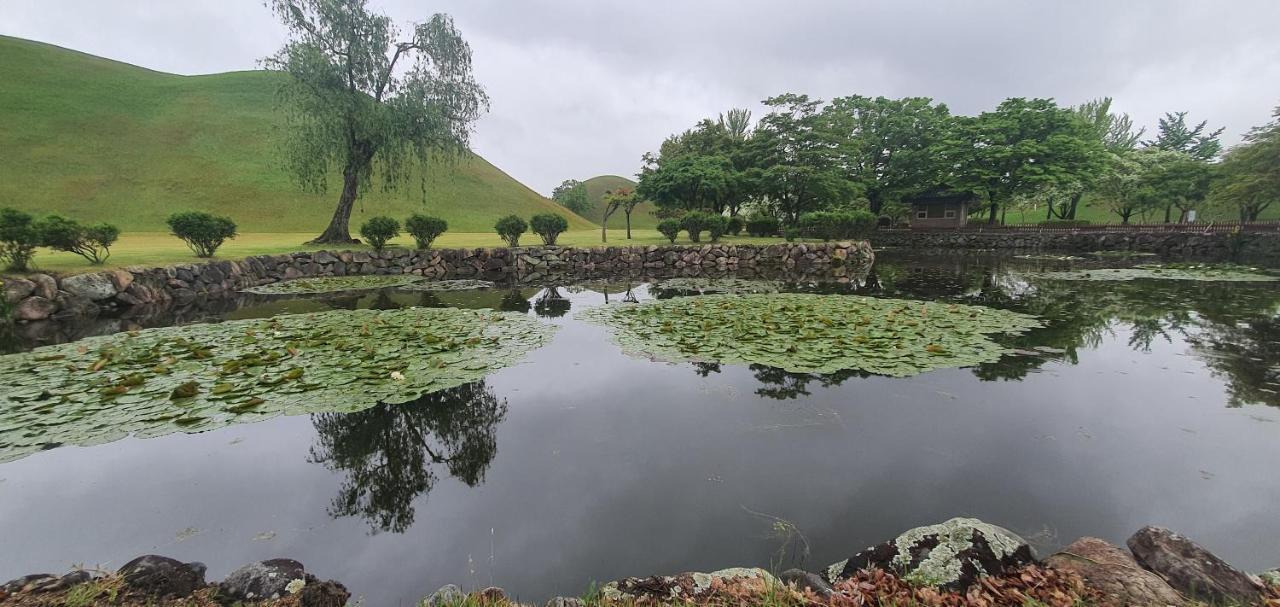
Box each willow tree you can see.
[266,0,488,244]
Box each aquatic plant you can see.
[1013,254,1083,261]
[1038,263,1278,282]
[578,293,1042,377]
[242,275,426,295]
[0,307,555,463]
[653,278,785,295]
[400,279,497,292]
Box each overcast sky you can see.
[4,0,1280,195]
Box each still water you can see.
[1,250,1278,605]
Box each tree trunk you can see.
[1067,191,1083,219]
[310,157,366,244]
[625,211,632,239]
[868,190,883,215]
[988,201,998,224]
[1163,204,1173,224]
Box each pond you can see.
[1,250,1279,605]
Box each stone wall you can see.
[2,241,873,321]
[870,229,1280,260]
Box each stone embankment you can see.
[1,242,874,322]
[5,518,1276,607]
[871,229,1280,259]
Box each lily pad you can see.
[1013,254,1083,261]
[400,279,497,292]
[0,307,555,463]
[653,278,785,295]
[242,275,426,295]
[1038,264,1278,282]
[578,294,1042,377]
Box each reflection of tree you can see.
[748,365,869,400]
[534,287,571,318]
[1190,316,1280,408]
[692,362,721,377]
[309,381,508,533]
[499,289,531,313]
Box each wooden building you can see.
[904,189,976,228]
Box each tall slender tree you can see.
[266,0,488,244]
[1144,111,1225,161]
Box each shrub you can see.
[495,214,528,247]
[707,215,730,242]
[657,219,682,243]
[36,215,119,265]
[797,211,877,241]
[0,208,40,271]
[681,211,718,243]
[726,216,744,236]
[745,215,781,237]
[167,211,237,258]
[529,213,569,245]
[359,216,400,251]
[404,214,448,249]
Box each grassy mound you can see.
[581,175,659,229]
[0,35,593,234]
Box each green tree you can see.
[826,95,953,214]
[1212,104,1280,222]
[1141,150,1215,223]
[1049,97,1145,220]
[751,94,858,226]
[551,179,590,215]
[599,188,635,243]
[36,215,119,264]
[1144,111,1225,161]
[265,0,488,244]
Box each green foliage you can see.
[551,179,591,215]
[36,215,119,264]
[166,211,238,258]
[0,208,39,272]
[745,215,781,237]
[244,275,424,295]
[1144,111,1224,161]
[494,214,527,247]
[265,1,488,241]
[726,216,744,236]
[400,279,496,292]
[359,216,401,251]
[579,293,1043,377]
[654,278,783,295]
[529,212,569,245]
[1212,104,1280,222]
[796,210,877,241]
[680,211,719,242]
[1040,264,1277,282]
[706,214,730,242]
[656,219,681,243]
[0,306,555,464]
[752,94,858,224]
[404,214,448,249]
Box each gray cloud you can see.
[4,0,1278,194]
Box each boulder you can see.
[1127,526,1263,605]
[117,555,206,598]
[602,567,776,602]
[2,574,56,594]
[219,558,306,602]
[3,277,35,303]
[424,584,464,607]
[61,272,117,300]
[14,296,56,321]
[107,269,134,292]
[29,273,57,299]
[299,578,351,607]
[1046,537,1187,606]
[778,568,834,598]
[53,291,97,318]
[826,517,1035,591]
[545,597,585,607]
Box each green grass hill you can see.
[0,35,593,233]
[580,175,660,230]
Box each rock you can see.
[29,273,57,299]
[779,568,834,598]
[53,291,97,318]
[1127,526,1263,605]
[3,277,35,303]
[602,567,776,602]
[107,269,134,292]
[477,587,507,602]
[14,296,56,321]
[117,555,206,598]
[61,272,117,300]
[299,577,350,607]
[827,517,1035,591]
[1046,537,1187,606]
[425,584,465,606]
[545,597,585,607]
[219,558,307,602]
[2,574,56,593]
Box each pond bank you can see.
[871,229,1280,260]
[5,518,1276,606]
[1,242,873,322]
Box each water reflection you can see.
[534,287,571,318]
[308,381,508,533]
[499,289,532,313]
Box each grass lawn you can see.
[24,230,790,274]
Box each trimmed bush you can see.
[360,216,400,251]
[529,213,569,245]
[681,211,718,243]
[726,216,745,236]
[495,214,528,247]
[657,219,681,243]
[167,212,237,258]
[405,214,448,249]
[745,216,781,237]
[0,208,40,272]
[36,215,119,265]
[797,211,877,241]
[707,215,730,242]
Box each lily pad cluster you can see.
[578,293,1042,377]
[242,275,426,295]
[653,278,785,295]
[1038,264,1278,282]
[0,307,555,463]
[401,279,497,292]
